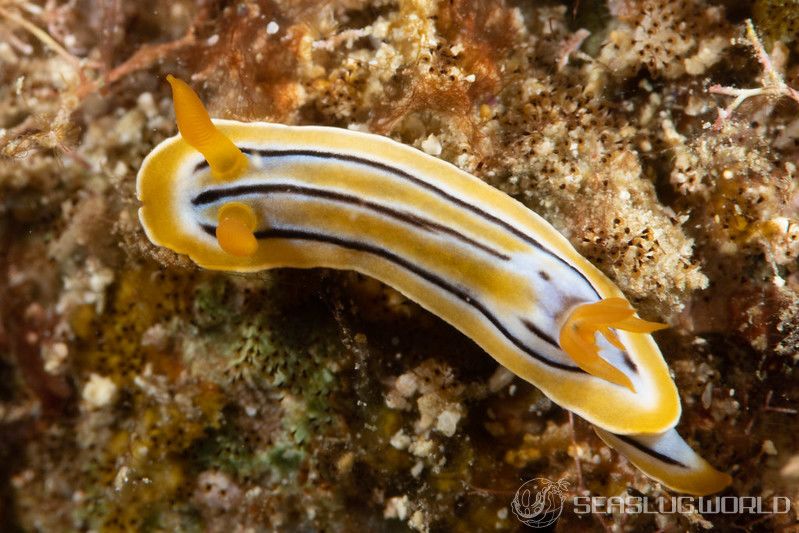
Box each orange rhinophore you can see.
[166,75,248,181]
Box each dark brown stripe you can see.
[521,318,559,347]
[614,434,687,468]
[192,183,510,261]
[199,224,584,373]
[621,347,638,372]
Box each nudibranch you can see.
[136,76,731,495]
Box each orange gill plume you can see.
[559,298,668,392]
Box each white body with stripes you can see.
[137,120,730,495]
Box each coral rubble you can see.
[1,0,798,531]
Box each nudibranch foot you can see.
[166,74,248,181]
[559,298,667,392]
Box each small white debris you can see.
[770,217,790,234]
[410,461,424,478]
[408,438,435,457]
[114,466,130,490]
[82,373,117,409]
[337,451,355,474]
[140,323,168,349]
[114,109,146,145]
[421,134,442,156]
[267,21,280,35]
[42,342,69,374]
[435,409,461,437]
[395,372,419,397]
[455,153,471,168]
[137,92,158,119]
[112,161,128,179]
[89,264,114,294]
[497,507,508,519]
[488,366,514,393]
[206,34,220,46]
[346,122,372,132]
[762,440,778,456]
[245,486,263,499]
[409,510,426,532]
[390,430,411,450]
[133,444,149,460]
[384,495,410,520]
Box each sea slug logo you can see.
[511,477,570,528]
[509,477,791,527]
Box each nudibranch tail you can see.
[166,75,248,181]
[216,202,259,257]
[559,298,667,392]
[595,427,732,496]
